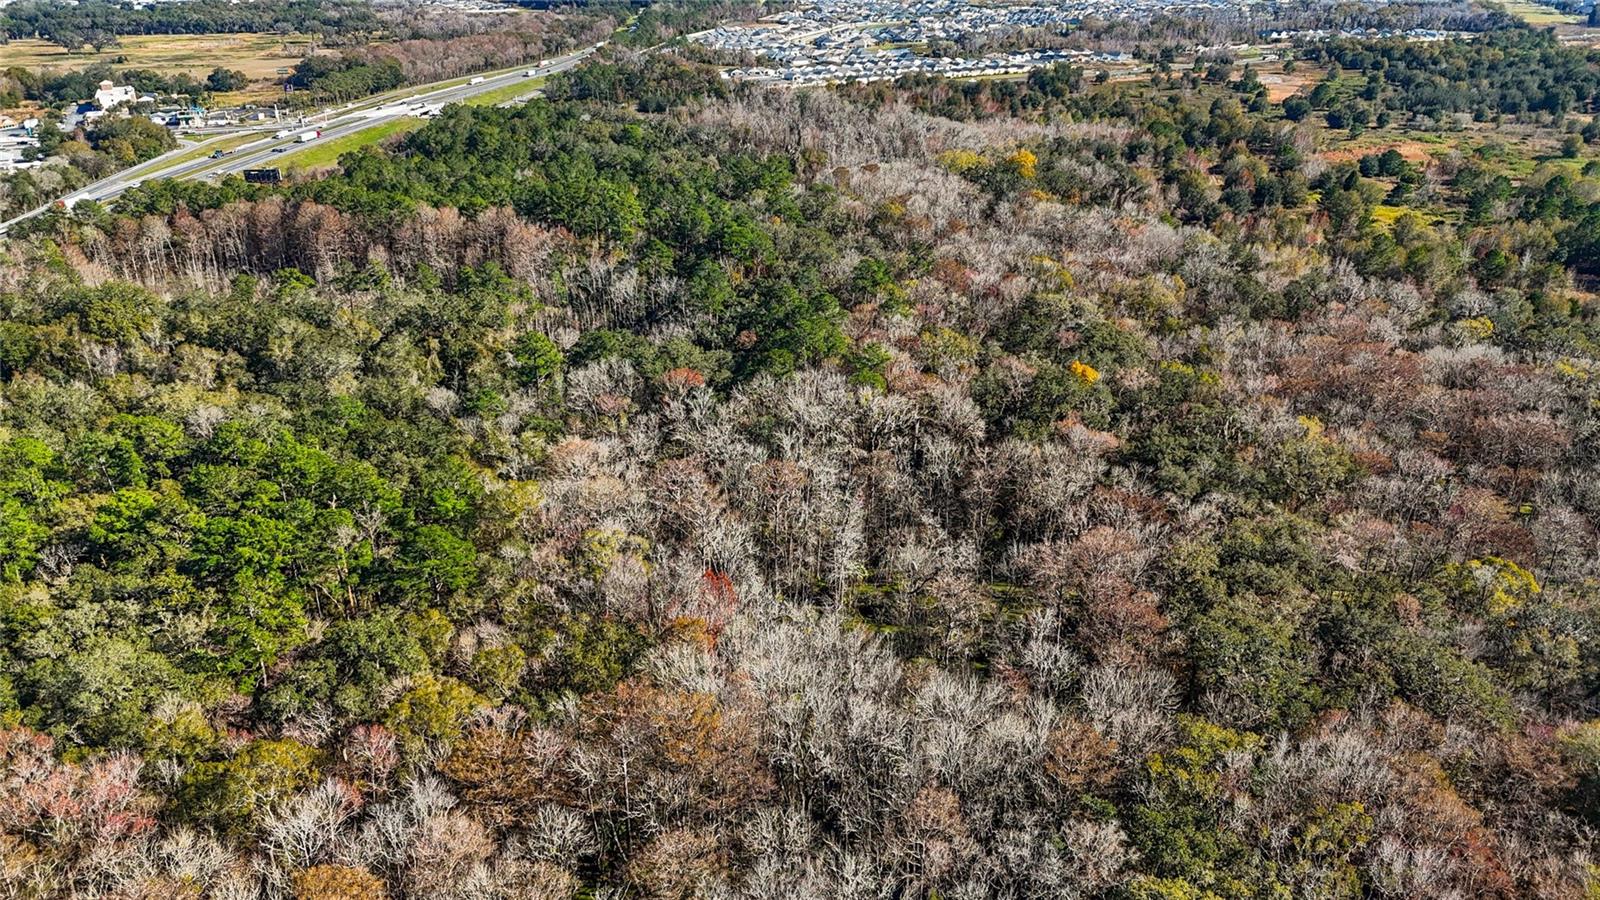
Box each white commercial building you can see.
[93,80,138,110]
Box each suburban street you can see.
[0,44,599,235]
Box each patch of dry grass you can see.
[4,33,329,105]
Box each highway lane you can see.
[0,45,597,235]
[204,59,574,180]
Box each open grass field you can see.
[1322,136,1453,164]
[280,116,423,172]
[1257,69,1321,103]
[464,76,548,107]
[2,33,322,104]
[1494,0,1583,24]
[1315,114,1596,172]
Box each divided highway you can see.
[0,45,598,236]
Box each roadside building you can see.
[93,80,137,110]
[0,124,42,172]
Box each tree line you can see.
[0,0,382,50]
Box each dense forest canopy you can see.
[1,14,1600,900]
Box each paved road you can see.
[0,45,597,235]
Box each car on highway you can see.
[272,147,289,153]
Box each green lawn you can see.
[1494,0,1582,24]
[280,117,424,171]
[464,76,547,107]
